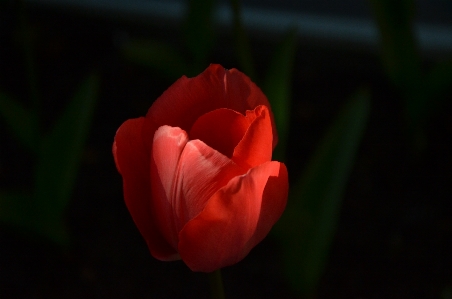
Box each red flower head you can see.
[113,64,288,272]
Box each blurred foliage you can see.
[262,28,298,162]
[442,286,452,299]
[369,0,452,151]
[0,74,99,246]
[122,39,189,79]
[0,93,39,152]
[33,74,99,245]
[230,0,256,80]
[122,0,216,78]
[183,0,217,73]
[274,90,371,295]
[0,2,99,245]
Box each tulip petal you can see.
[113,118,179,260]
[151,125,189,249]
[174,139,246,228]
[224,68,271,120]
[221,67,279,148]
[189,108,252,158]
[232,105,273,169]
[146,64,277,147]
[178,161,288,272]
[152,127,246,245]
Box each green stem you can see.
[208,269,225,299]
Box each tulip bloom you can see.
[113,64,288,272]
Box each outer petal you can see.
[146,64,277,147]
[113,118,178,260]
[178,161,289,272]
[225,68,272,123]
[232,105,273,169]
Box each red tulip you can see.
[113,64,288,272]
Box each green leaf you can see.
[425,61,452,108]
[409,60,452,134]
[122,39,189,79]
[369,0,421,87]
[32,73,99,246]
[184,0,216,73]
[0,92,39,152]
[0,191,34,230]
[441,286,452,299]
[263,28,297,162]
[369,0,427,133]
[274,89,371,295]
[230,0,255,80]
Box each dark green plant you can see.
[370,0,452,151]
[0,1,99,245]
[0,74,99,246]
[122,0,217,79]
[274,90,371,295]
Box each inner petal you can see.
[151,125,189,249]
[173,139,246,232]
[189,108,252,158]
[232,105,273,169]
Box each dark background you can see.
[1,0,451,298]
